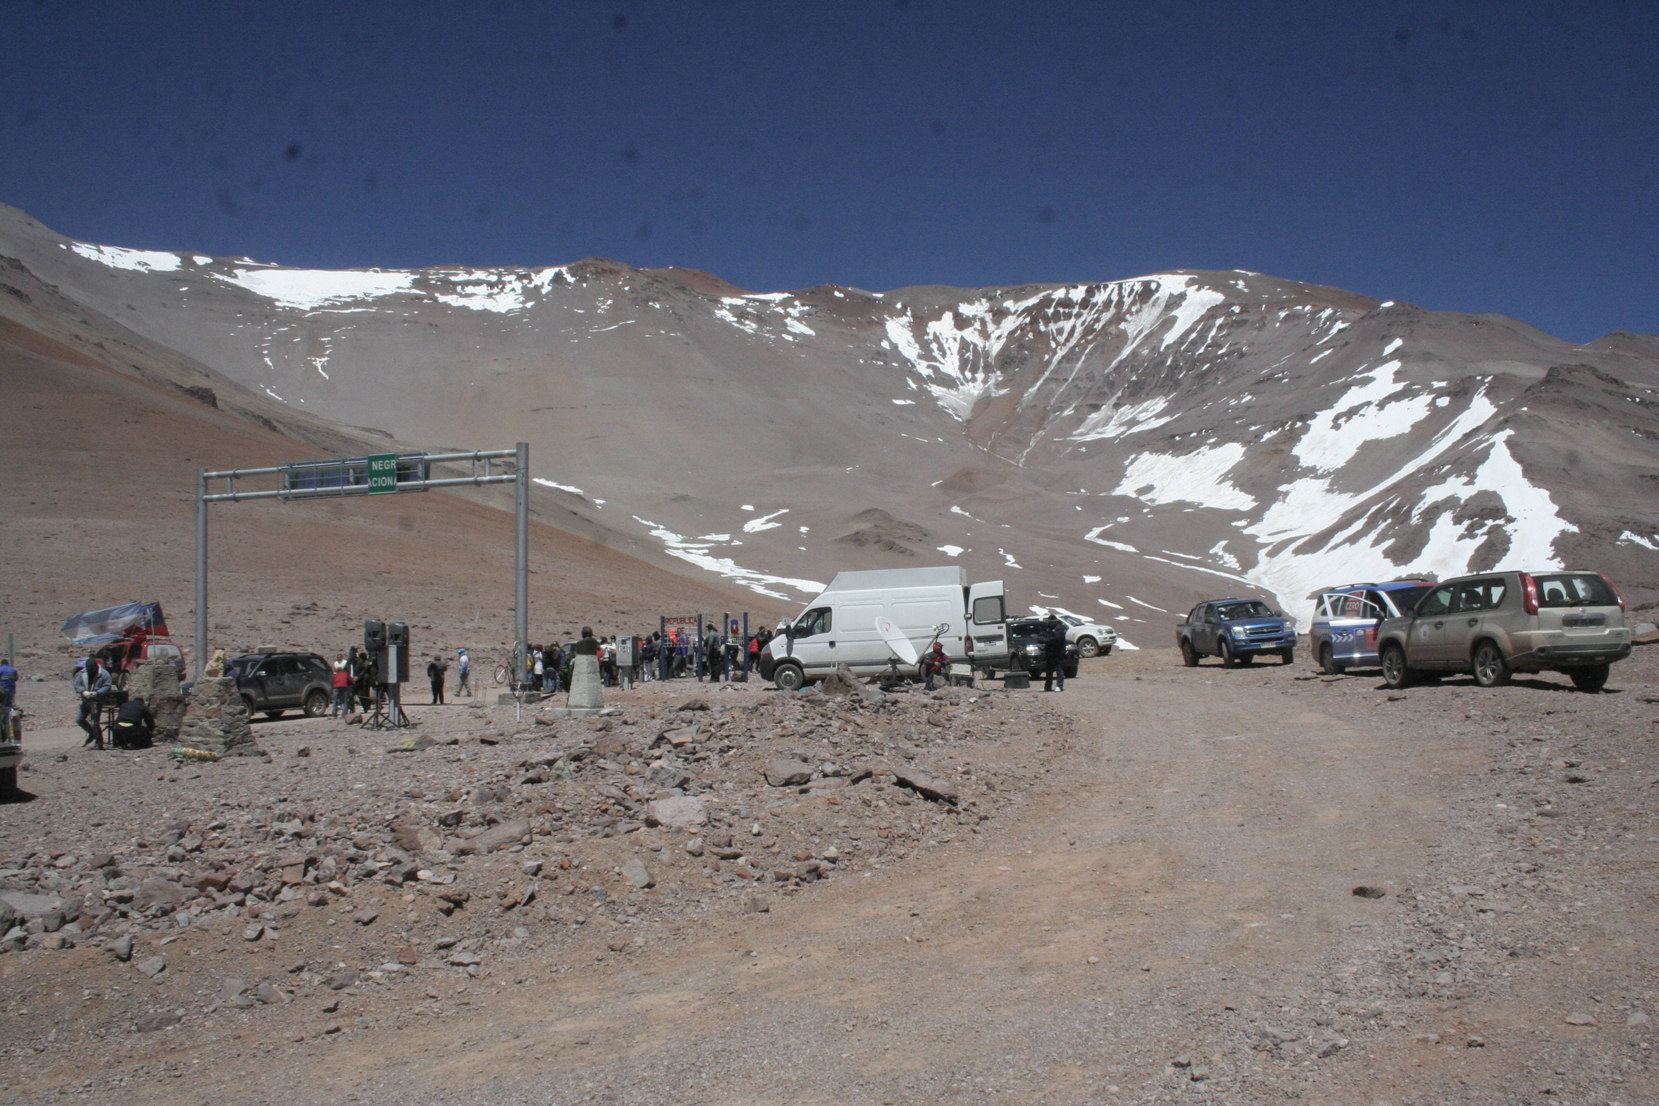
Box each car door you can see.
[1409,585,1456,667]
[274,657,306,706]
[1450,578,1508,669]
[1327,592,1379,667]
[785,606,836,673]
[1196,605,1220,654]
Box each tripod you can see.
[365,683,411,730]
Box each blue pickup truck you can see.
[1177,599,1298,667]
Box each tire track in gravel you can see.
[301,655,1464,1106]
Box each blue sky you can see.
[3,1,1655,342]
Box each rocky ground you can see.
[3,646,1658,1106]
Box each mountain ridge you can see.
[4,199,1656,641]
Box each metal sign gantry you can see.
[193,444,529,682]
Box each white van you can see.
[759,566,1010,691]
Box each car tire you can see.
[1076,637,1099,658]
[1099,645,1112,657]
[1065,663,1078,679]
[1569,664,1610,692]
[1380,644,1413,689]
[264,709,286,720]
[1472,641,1512,688]
[773,663,806,692]
[1219,639,1238,668]
[1180,640,1199,667]
[0,766,15,794]
[1281,649,1295,666]
[303,689,329,717]
[240,695,256,717]
[1318,642,1340,675]
[1238,652,1255,666]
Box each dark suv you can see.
[226,652,333,718]
[1007,619,1080,679]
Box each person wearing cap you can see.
[455,648,472,697]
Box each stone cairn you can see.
[126,660,186,742]
[177,677,262,756]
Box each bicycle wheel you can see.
[493,663,510,686]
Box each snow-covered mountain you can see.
[4,201,1656,643]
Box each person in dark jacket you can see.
[426,654,448,705]
[1042,613,1068,692]
[74,658,113,747]
[112,696,155,749]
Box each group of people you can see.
[71,655,157,749]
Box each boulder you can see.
[820,664,863,697]
[644,796,707,829]
[621,859,654,889]
[452,818,531,856]
[763,759,814,787]
[892,769,960,805]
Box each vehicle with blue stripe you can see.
[1309,580,1435,674]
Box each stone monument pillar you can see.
[567,655,604,711]
[177,677,262,756]
[127,660,186,742]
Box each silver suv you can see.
[1377,570,1631,691]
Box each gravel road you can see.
[3,646,1657,1106]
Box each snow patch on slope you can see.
[1113,443,1255,511]
[71,243,181,273]
[215,268,415,310]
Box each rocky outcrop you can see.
[177,677,261,756]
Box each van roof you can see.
[822,566,968,592]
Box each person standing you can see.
[74,657,112,748]
[531,647,545,693]
[0,656,17,713]
[426,654,448,705]
[1042,613,1067,692]
[455,648,472,697]
[331,654,351,717]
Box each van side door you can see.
[967,581,1009,668]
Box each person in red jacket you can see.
[331,655,352,718]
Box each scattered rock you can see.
[108,934,133,961]
[353,908,379,926]
[135,1012,181,1033]
[135,956,166,979]
[452,818,531,855]
[892,769,960,805]
[644,795,707,829]
[763,759,814,787]
[1564,1013,1598,1026]
[1351,885,1387,899]
[621,859,654,889]
[677,697,710,712]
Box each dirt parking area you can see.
[3,646,1658,1106]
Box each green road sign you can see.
[366,453,399,493]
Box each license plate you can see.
[1562,614,1606,627]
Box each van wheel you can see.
[1472,641,1511,688]
[303,689,329,717]
[1318,643,1342,674]
[1180,640,1199,667]
[1076,637,1099,658]
[1380,644,1413,689]
[772,663,805,692]
[1219,640,1239,668]
[1570,664,1610,692]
